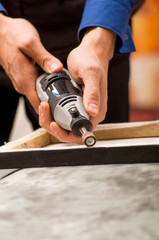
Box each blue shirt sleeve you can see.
[0,3,7,15]
[78,0,138,54]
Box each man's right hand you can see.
[0,14,63,112]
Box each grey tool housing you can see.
[36,69,96,146]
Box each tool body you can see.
[36,69,96,147]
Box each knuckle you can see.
[87,63,101,74]
[12,79,24,94]
[18,37,35,51]
[89,87,100,102]
[40,55,51,67]
[36,51,52,68]
[90,63,100,73]
[79,65,101,89]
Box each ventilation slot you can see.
[59,96,77,107]
[47,75,59,82]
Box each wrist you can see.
[0,14,7,40]
[81,27,116,62]
[0,12,7,20]
[0,13,9,32]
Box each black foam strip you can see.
[0,145,159,169]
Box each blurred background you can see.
[9,0,159,141]
[129,0,159,121]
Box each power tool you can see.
[36,69,96,147]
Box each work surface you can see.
[0,123,159,240]
[0,163,159,240]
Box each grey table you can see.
[0,162,159,240]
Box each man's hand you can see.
[0,14,116,144]
[0,14,63,112]
[39,27,116,144]
[67,27,116,130]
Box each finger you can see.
[50,122,82,144]
[20,38,63,73]
[38,102,68,139]
[82,68,100,117]
[39,102,82,144]
[38,102,53,129]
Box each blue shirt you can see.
[0,1,137,54]
[78,0,137,54]
[0,3,6,14]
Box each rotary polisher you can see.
[36,69,96,147]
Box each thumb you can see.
[20,38,63,73]
[82,73,100,117]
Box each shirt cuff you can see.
[78,0,136,54]
[0,3,7,15]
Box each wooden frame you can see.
[0,120,159,169]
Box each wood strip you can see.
[1,120,159,150]
[94,120,159,140]
[0,129,52,150]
